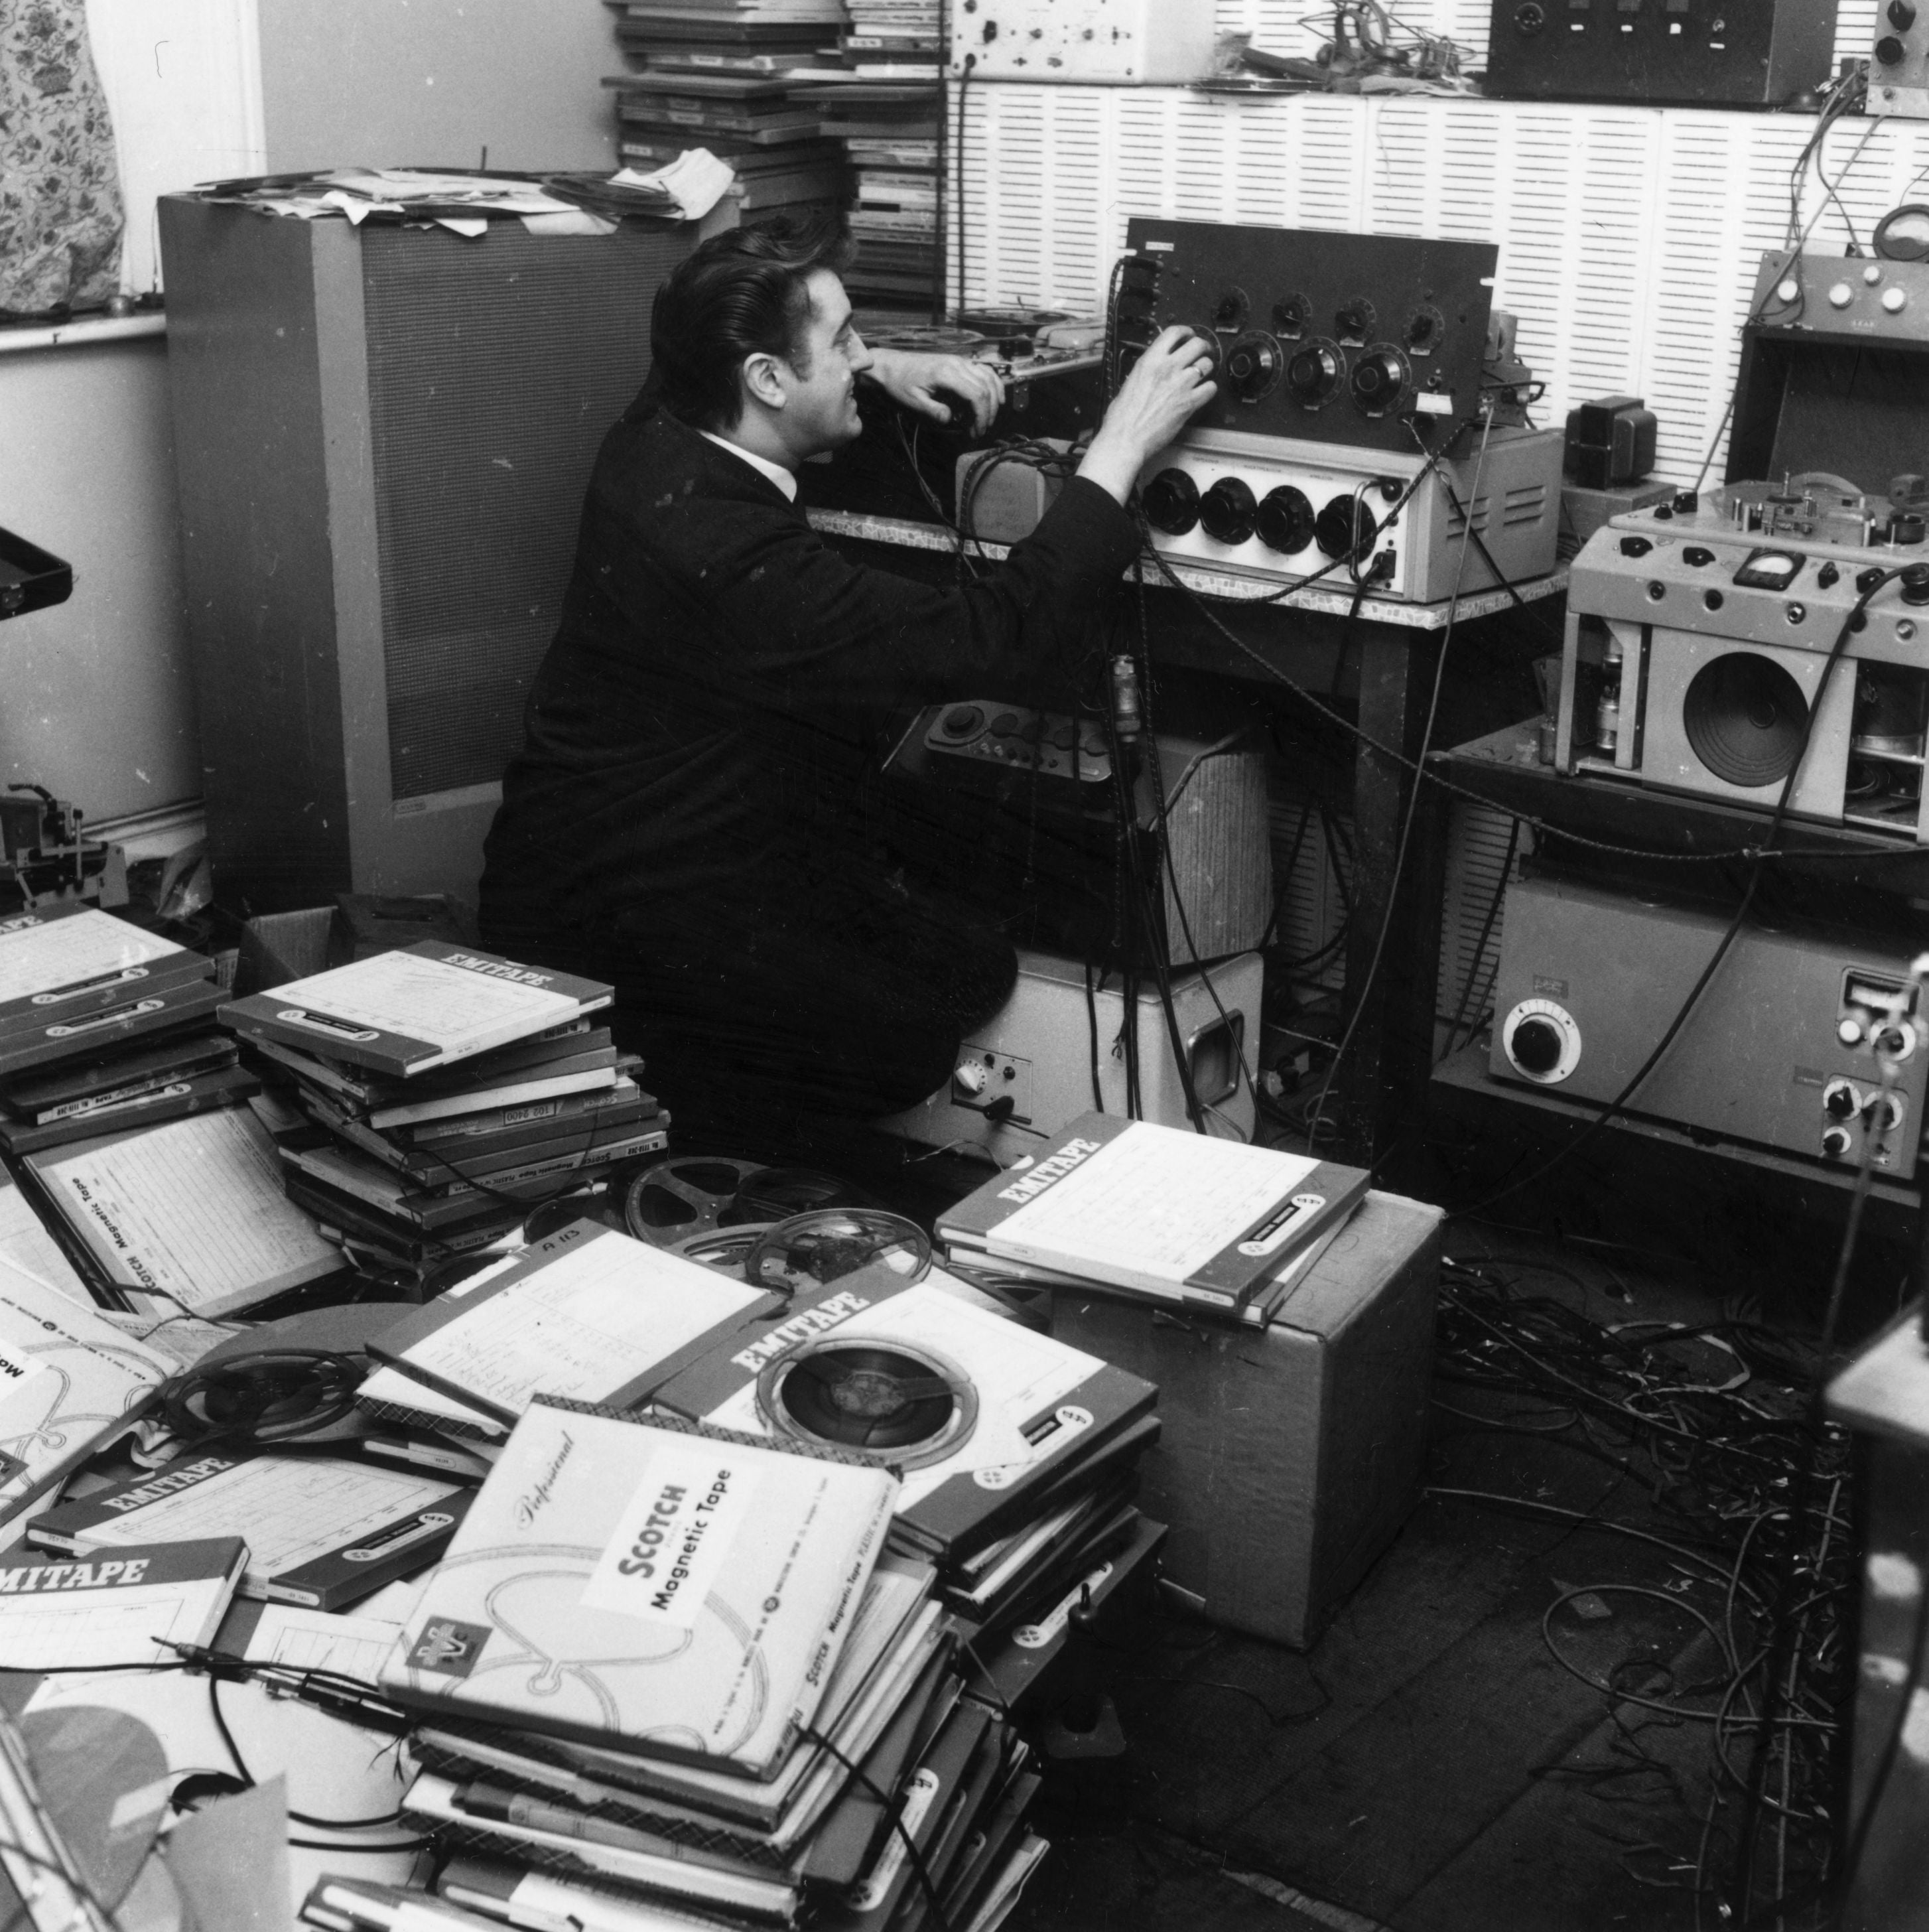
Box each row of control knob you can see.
[1143,468,1381,557]
[1772,262,1913,314]
[1188,328,1414,415]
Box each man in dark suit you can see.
[479,217,1215,1145]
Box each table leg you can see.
[1332,624,1444,1163]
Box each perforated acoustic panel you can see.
[947,82,1920,486]
[360,226,681,803]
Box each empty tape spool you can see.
[668,1223,775,1277]
[1683,653,1810,788]
[623,1156,766,1246]
[758,1337,978,1468]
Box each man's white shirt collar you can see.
[699,430,798,502]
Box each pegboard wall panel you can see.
[949,87,1929,484]
[1213,0,1874,78]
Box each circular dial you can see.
[1199,477,1260,546]
[1213,286,1251,331]
[1272,292,1312,339]
[1224,330,1284,401]
[1501,999,1582,1085]
[1181,325,1224,381]
[1351,344,1411,417]
[1404,303,1445,355]
[1142,468,1201,536]
[1315,494,1379,560]
[1286,337,1345,407]
[1256,486,1317,555]
[1335,297,1376,344]
[1514,1,1547,29]
[1879,32,1907,60]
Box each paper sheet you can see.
[240,1606,403,1683]
[0,1171,92,1304]
[29,1111,340,1312]
[70,1458,457,1578]
[398,1237,763,1414]
[991,1132,1319,1286]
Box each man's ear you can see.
[742,352,787,414]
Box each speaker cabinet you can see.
[159,196,700,911]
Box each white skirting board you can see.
[946,78,1922,487]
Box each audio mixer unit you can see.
[1111,221,1563,604]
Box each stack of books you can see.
[0,904,251,1156]
[605,0,852,228]
[935,1111,1374,1327]
[218,943,665,1277]
[811,0,940,311]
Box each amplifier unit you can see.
[1488,874,1928,1178]
[874,946,1263,1155]
[1136,421,1563,604]
[1481,0,1835,106]
[1114,222,1499,457]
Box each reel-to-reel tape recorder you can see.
[1555,249,1929,842]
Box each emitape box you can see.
[1047,1190,1441,1648]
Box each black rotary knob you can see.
[1903,562,1929,603]
[1514,1,1547,29]
[1286,340,1345,405]
[1200,477,1260,545]
[1351,347,1408,415]
[1315,494,1378,559]
[1335,299,1376,340]
[1509,1017,1563,1077]
[1225,331,1284,401]
[1142,468,1201,536]
[1893,0,1916,29]
[1879,32,1908,60]
[1256,486,1317,555]
[1894,516,1928,548]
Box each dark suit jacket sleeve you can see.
[583,427,1143,712]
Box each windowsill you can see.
[0,312,166,356]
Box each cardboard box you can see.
[1047,1189,1442,1649]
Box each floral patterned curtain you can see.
[0,0,123,318]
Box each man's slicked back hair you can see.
[649,216,854,432]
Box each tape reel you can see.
[862,324,989,355]
[758,1335,979,1470]
[667,1223,775,1276]
[622,1156,767,1246]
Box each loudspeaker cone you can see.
[1683,653,1809,788]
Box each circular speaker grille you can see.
[758,1339,978,1470]
[1683,653,1810,788]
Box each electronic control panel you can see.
[1488,874,1928,1178]
[918,701,1114,786]
[1482,0,1834,107]
[1114,222,1498,454]
[1743,249,1929,348]
[1872,0,1929,120]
